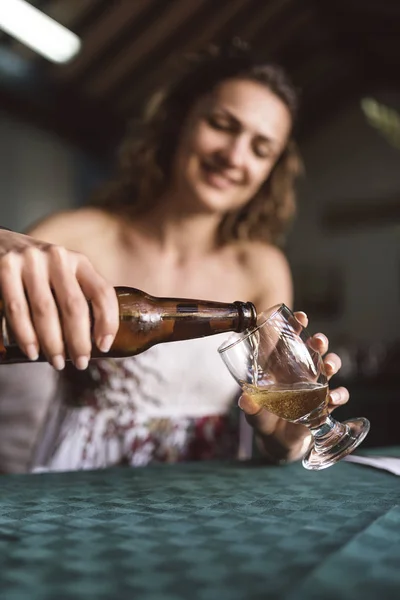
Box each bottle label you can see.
[120,310,161,332]
[177,303,199,313]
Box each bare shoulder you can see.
[26,207,118,252]
[235,241,293,310]
[237,241,289,270]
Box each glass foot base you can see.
[302,417,370,471]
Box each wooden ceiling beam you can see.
[114,0,250,116]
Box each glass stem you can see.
[308,413,351,455]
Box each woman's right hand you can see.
[0,229,119,370]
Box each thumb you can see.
[238,392,263,416]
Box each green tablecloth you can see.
[0,452,400,600]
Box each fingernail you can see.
[314,333,328,344]
[297,311,307,319]
[52,355,65,371]
[75,356,89,370]
[325,360,335,372]
[98,335,114,353]
[238,394,263,416]
[25,344,39,361]
[330,390,340,404]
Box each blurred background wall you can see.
[289,97,400,345]
[0,111,105,231]
[0,111,77,230]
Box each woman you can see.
[0,43,348,470]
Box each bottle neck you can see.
[167,300,257,341]
[233,301,257,332]
[115,288,257,336]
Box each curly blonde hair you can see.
[92,42,302,247]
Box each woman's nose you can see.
[219,135,248,167]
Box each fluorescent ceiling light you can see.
[0,0,81,64]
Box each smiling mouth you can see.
[200,161,241,189]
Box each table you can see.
[0,452,400,600]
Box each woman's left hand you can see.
[294,311,349,413]
[239,311,349,461]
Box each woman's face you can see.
[170,77,292,215]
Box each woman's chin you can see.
[190,183,243,214]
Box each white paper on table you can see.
[343,454,400,476]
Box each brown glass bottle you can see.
[0,286,257,364]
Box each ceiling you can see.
[1,0,400,162]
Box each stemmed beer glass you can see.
[218,304,370,470]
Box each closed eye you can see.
[207,114,239,133]
[207,110,278,160]
[253,141,274,159]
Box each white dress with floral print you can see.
[32,334,244,472]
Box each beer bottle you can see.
[0,286,257,364]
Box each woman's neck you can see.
[127,196,224,262]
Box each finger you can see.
[238,393,278,437]
[21,248,66,370]
[293,311,308,329]
[238,392,263,416]
[0,253,39,360]
[76,257,119,353]
[328,386,349,409]
[309,332,329,356]
[323,352,342,379]
[286,311,307,336]
[47,247,92,369]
